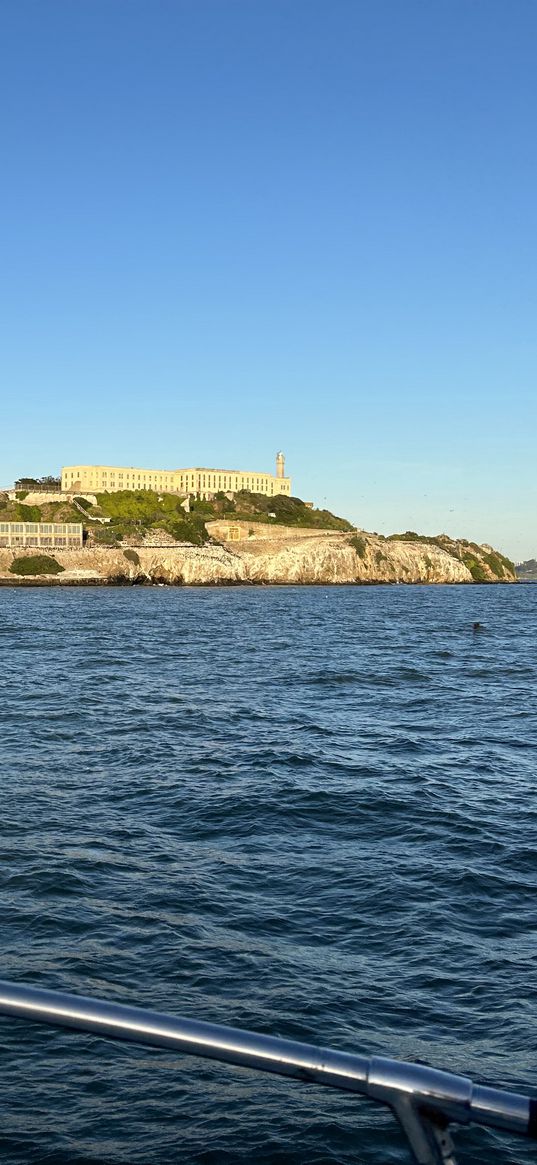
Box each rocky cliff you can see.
[0,528,517,585]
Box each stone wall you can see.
[205,520,338,542]
[6,490,98,505]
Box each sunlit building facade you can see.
[61,452,291,499]
[0,522,83,548]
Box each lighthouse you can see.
[276,451,285,479]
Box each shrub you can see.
[233,491,352,530]
[15,491,29,501]
[375,549,387,565]
[9,555,64,576]
[482,550,514,579]
[214,491,236,512]
[157,517,207,545]
[388,530,442,547]
[123,549,140,566]
[349,534,367,559]
[96,489,167,524]
[14,503,42,522]
[189,498,216,518]
[462,554,488,582]
[94,528,123,545]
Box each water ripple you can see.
[0,583,536,1163]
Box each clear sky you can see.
[1,0,536,560]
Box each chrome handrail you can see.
[0,980,534,1164]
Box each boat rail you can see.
[0,979,535,1164]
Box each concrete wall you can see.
[206,520,338,543]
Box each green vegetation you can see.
[213,490,235,513]
[9,555,64,576]
[14,502,42,523]
[387,530,445,549]
[161,516,207,544]
[45,500,86,523]
[0,485,350,549]
[349,534,367,559]
[458,540,514,581]
[14,475,61,491]
[386,530,514,581]
[93,527,123,545]
[228,492,352,530]
[95,490,209,546]
[0,483,516,586]
[209,489,351,531]
[461,553,488,583]
[0,496,82,525]
[455,544,504,580]
[89,488,349,546]
[481,549,514,579]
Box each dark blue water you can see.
[0,584,536,1164]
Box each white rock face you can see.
[0,533,477,585]
[237,534,472,585]
[0,524,517,585]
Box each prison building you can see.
[61,452,291,499]
[0,522,83,549]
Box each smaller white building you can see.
[0,522,83,549]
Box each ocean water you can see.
[0,583,536,1165]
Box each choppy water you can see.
[0,584,536,1164]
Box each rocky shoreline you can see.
[0,529,517,586]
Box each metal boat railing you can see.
[0,980,535,1164]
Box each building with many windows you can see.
[0,522,83,549]
[61,452,291,499]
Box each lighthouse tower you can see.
[276,451,285,479]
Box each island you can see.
[0,487,517,586]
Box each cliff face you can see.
[0,530,517,585]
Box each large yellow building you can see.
[61,452,291,500]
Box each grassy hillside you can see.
[0,488,350,547]
[84,489,351,545]
[222,491,353,530]
[0,494,84,525]
[92,490,208,545]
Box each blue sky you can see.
[1,0,536,559]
